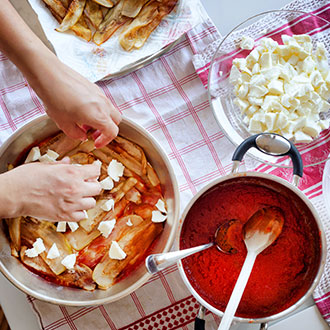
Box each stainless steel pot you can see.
[175,133,327,329]
[0,115,180,306]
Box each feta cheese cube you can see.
[265,113,277,130]
[240,36,254,50]
[61,254,76,269]
[100,177,114,190]
[109,241,126,260]
[47,243,60,259]
[237,83,249,98]
[25,247,38,258]
[33,238,46,254]
[249,85,268,98]
[294,130,314,143]
[46,149,59,160]
[126,218,133,226]
[151,210,167,223]
[98,219,116,238]
[234,98,250,112]
[155,199,167,213]
[107,160,124,182]
[24,147,41,163]
[268,79,284,95]
[229,65,242,85]
[68,222,79,232]
[101,199,115,212]
[259,53,272,69]
[248,118,263,133]
[57,221,67,232]
[303,119,322,138]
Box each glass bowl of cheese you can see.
[208,9,330,168]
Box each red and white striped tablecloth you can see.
[1,7,330,329]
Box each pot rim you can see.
[176,171,327,323]
[0,114,181,306]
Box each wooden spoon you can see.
[218,206,284,330]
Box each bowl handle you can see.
[231,133,303,185]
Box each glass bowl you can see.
[208,9,330,168]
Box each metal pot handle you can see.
[193,304,268,329]
[231,133,303,186]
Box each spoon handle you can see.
[218,251,257,330]
[145,243,213,274]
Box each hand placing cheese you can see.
[230,34,330,143]
[0,158,102,221]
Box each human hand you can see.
[31,59,122,148]
[0,158,101,221]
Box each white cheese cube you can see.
[281,94,292,108]
[316,42,327,60]
[107,160,124,182]
[294,130,314,143]
[248,96,263,106]
[155,199,167,213]
[249,85,268,98]
[319,99,330,113]
[98,219,116,238]
[276,112,288,130]
[126,218,133,226]
[310,71,325,88]
[47,243,60,259]
[265,113,277,130]
[24,147,41,163]
[320,119,330,130]
[39,154,56,163]
[246,105,259,117]
[240,36,254,50]
[318,83,330,99]
[259,53,272,69]
[61,254,76,269]
[46,149,59,160]
[248,118,263,133]
[234,98,250,112]
[25,248,38,258]
[33,238,46,254]
[260,38,278,52]
[292,117,307,132]
[261,67,281,81]
[109,241,126,260]
[246,48,260,65]
[237,83,249,98]
[233,58,247,69]
[100,177,114,190]
[68,222,79,232]
[300,56,316,74]
[101,199,115,212]
[57,221,67,232]
[93,159,102,167]
[252,63,260,74]
[152,210,167,223]
[288,55,299,66]
[268,79,284,95]
[250,74,266,86]
[229,65,242,85]
[303,119,322,138]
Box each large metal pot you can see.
[176,133,327,329]
[0,115,180,306]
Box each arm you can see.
[0,0,122,148]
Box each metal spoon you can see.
[145,219,241,274]
[218,206,284,330]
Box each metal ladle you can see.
[145,219,241,274]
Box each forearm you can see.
[0,1,59,91]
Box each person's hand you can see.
[30,59,122,148]
[0,158,101,221]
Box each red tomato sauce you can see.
[180,177,321,319]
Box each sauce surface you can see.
[180,177,321,319]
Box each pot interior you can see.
[179,175,322,320]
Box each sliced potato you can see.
[84,0,103,28]
[119,0,178,51]
[93,1,131,46]
[39,132,81,158]
[93,221,162,289]
[121,0,149,18]
[20,219,72,275]
[71,16,93,41]
[92,0,114,8]
[146,162,160,187]
[7,217,21,257]
[77,215,143,268]
[65,226,101,251]
[41,0,67,18]
[56,0,87,32]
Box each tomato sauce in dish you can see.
[180,177,321,319]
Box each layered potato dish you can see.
[43,0,178,50]
[4,132,167,290]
